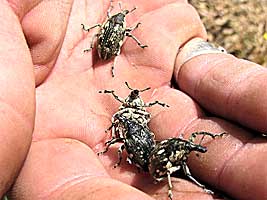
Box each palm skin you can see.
[2,0,267,200]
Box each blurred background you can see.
[189,0,267,67]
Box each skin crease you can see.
[0,0,265,199]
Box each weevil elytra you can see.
[148,132,226,200]
[81,1,148,77]
[98,115,155,171]
[98,82,169,170]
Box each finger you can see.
[10,139,153,200]
[175,38,267,132]
[97,86,265,199]
[10,139,109,199]
[0,1,35,196]
[147,87,205,140]
[144,178,215,200]
[55,178,154,200]
[53,0,106,74]
[184,118,265,200]
[123,2,207,76]
[10,0,74,85]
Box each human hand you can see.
[3,0,267,200]
[0,1,35,198]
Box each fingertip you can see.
[175,38,267,132]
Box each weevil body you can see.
[148,132,225,200]
[98,82,169,170]
[97,11,127,60]
[81,1,147,77]
[101,115,155,171]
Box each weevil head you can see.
[125,82,150,101]
[125,89,144,107]
[129,89,140,100]
[124,82,150,107]
[122,6,136,16]
[122,9,129,15]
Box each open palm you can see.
[2,0,266,200]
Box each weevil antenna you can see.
[129,6,137,13]
[140,86,151,92]
[125,82,134,90]
[125,82,150,92]
[198,134,206,146]
[118,1,122,11]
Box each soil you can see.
[189,0,267,67]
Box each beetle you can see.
[99,82,169,138]
[148,132,226,200]
[98,114,155,171]
[81,1,148,77]
[98,82,169,170]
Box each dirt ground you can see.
[189,0,267,67]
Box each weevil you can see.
[99,82,169,137]
[98,115,155,171]
[81,1,148,77]
[148,132,226,200]
[98,82,169,170]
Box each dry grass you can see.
[189,0,267,67]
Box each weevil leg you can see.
[83,33,100,52]
[144,100,169,108]
[111,55,119,77]
[114,144,125,168]
[81,23,101,32]
[126,22,141,32]
[97,137,124,155]
[167,171,173,200]
[125,32,148,48]
[182,163,214,194]
[118,1,123,11]
[189,132,226,144]
[99,90,124,103]
[105,122,115,133]
[108,116,118,138]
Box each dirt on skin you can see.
[189,0,267,67]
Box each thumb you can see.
[174,38,267,133]
[0,0,35,195]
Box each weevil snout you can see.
[187,143,207,153]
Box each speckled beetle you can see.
[99,82,169,136]
[98,82,169,170]
[148,132,226,200]
[98,115,155,171]
[81,0,148,77]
